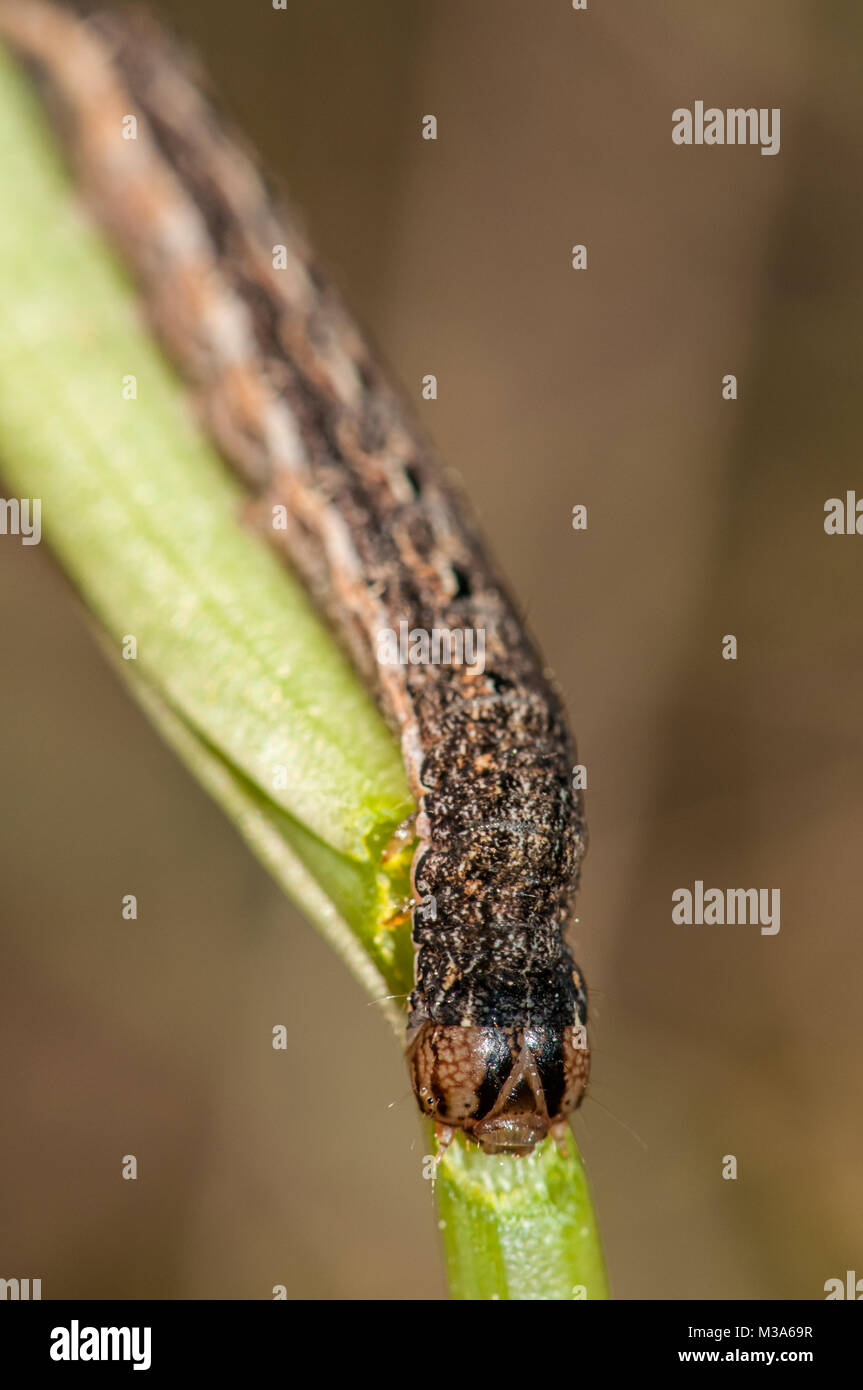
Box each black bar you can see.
[1,1299,857,1374]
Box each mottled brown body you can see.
[0,0,590,1152]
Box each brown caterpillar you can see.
[0,0,590,1155]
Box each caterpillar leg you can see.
[383,896,416,929]
[550,1119,572,1159]
[382,813,417,863]
[434,1122,456,1158]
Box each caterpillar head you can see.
[407,1019,589,1155]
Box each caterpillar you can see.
[0,0,590,1155]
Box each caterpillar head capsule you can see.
[407,1020,589,1155]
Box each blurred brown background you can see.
[1,0,861,1299]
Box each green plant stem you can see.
[436,1129,609,1300]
